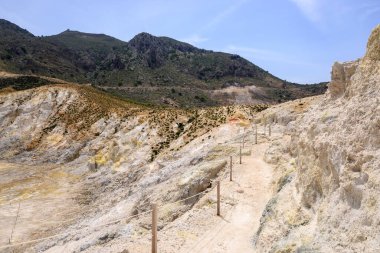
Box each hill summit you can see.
[0,19,327,107]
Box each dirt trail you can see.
[178,140,274,253]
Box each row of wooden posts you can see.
[151,123,272,253]
[1,123,272,251]
[152,180,225,252]
[247,123,272,148]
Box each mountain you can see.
[0,19,327,107]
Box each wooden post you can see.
[243,134,245,148]
[217,181,221,216]
[255,124,258,144]
[9,202,21,244]
[264,119,266,136]
[239,145,242,164]
[269,124,271,137]
[229,156,232,181]
[152,203,157,253]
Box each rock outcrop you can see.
[328,60,359,98]
[0,81,266,252]
[254,25,380,252]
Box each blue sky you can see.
[0,0,379,83]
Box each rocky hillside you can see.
[0,77,269,252]
[0,19,327,107]
[0,82,267,164]
[0,24,378,253]
[253,25,380,252]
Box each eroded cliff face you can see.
[0,83,266,252]
[254,25,380,252]
[328,60,359,98]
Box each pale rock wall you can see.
[328,60,359,98]
[255,25,380,252]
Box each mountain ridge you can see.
[0,19,327,107]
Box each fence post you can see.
[269,124,271,137]
[217,181,221,216]
[255,124,258,144]
[9,202,21,244]
[229,156,232,181]
[264,119,266,136]
[239,145,242,164]
[152,203,157,253]
[242,134,245,148]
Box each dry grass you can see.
[1,80,270,162]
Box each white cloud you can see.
[289,0,321,23]
[202,0,250,31]
[183,0,249,45]
[289,0,380,29]
[182,34,208,45]
[359,2,380,20]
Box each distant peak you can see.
[133,32,156,39]
[57,29,113,39]
[0,19,34,37]
[129,32,157,44]
[128,32,196,54]
[64,29,72,32]
[128,32,160,52]
[59,29,83,35]
[0,19,14,25]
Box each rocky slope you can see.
[1,21,377,253]
[0,19,327,107]
[253,25,380,252]
[0,79,266,252]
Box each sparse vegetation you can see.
[0,19,327,107]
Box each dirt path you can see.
[52,126,276,253]
[177,141,274,253]
[124,132,275,253]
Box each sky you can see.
[0,0,379,83]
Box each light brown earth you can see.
[71,124,277,253]
[178,141,273,253]
[155,126,276,253]
[0,85,271,253]
[0,24,378,253]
